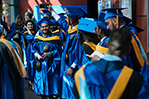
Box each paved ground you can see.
[24,80,41,99]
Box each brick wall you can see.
[112,0,147,51]
[136,0,147,51]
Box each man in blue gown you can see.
[32,17,62,98]
[102,8,146,72]
[74,28,149,99]
[48,6,89,99]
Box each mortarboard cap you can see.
[37,17,56,27]
[123,16,133,24]
[41,9,51,17]
[65,7,88,19]
[98,12,108,31]
[127,23,144,34]
[102,8,126,20]
[40,4,48,9]
[77,18,97,33]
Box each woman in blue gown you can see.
[7,15,24,46]
[23,19,37,90]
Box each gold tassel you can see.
[116,9,119,28]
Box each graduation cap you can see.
[77,18,97,33]
[102,8,127,28]
[127,23,144,34]
[37,17,56,27]
[41,9,51,17]
[40,4,48,9]
[65,7,88,19]
[98,12,108,31]
[102,8,126,20]
[123,16,133,24]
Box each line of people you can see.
[0,3,149,99]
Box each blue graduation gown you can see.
[0,39,25,99]
[82,41,96,55]
[82,54,149,99]
[7,22,24,46]
[123,26,146,72]
[23,31,36,80]
[0,62,14,99]
[32,31,62,95]
[57,17,89,99]
[99,36,110,47]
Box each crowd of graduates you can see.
[0,2,149,99]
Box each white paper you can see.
[90,50,104,58]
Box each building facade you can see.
[1,0,149,51]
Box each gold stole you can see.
[84,41,96,51]
[108,66,133,99]
[96,43,108,54]
[36,35,60,41]
[0,39,27,78]
[131,31,145,70]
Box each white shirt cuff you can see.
[71,63,77,68]
[34,52,39,58]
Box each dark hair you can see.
[108,27,131,54]
[97,25,109,37]
[15,15,24,24]
[25,12,33,19]
[24,19,36,32]
[82,31,100,44]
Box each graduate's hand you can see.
[65,68,73,76]
[37,54,42,60]
[42,52,48,60]
[88,55,100,62]
[47,3,53,13]
[16,30,21,33]
[24,25,31,34]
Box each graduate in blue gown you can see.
[102,8,146,72]
[74,28,149,99]
[32,17,62,98]
[96,12,110,48]
[23,19,37,90]
[49,6,89,99]
[0,25,27,99]
[77,14,109,62]
[0,14,9,37]
[7,15,24,46]
[78,18,100,55]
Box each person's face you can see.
[40,23,50,34]
[50,23,58,31]
[27,22,33,31]
[105,18,116,31]
[95,25,100,37]
[25,15,30,21]
[17,17,22,23]
[95,25,103,39]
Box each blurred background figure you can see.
[7,14,24,46]
[0,13,9,37]
[25,12,33,22]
